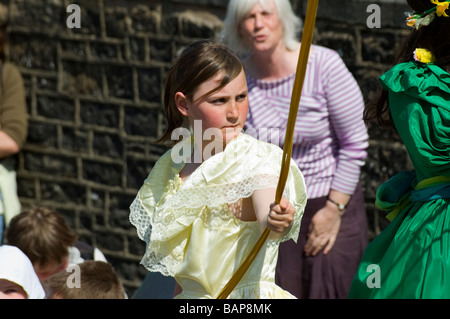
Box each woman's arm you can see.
[303,50,368,256]
[0,129,20,159]
[324,51,368,196]
[0,63,28,159]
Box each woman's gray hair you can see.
[220,0,303,56]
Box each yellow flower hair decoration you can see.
[431,0,450,16]
[413,48,436,64]
[406,0,450,29]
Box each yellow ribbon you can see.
[216,0,320,299]
[415,176,450,190]
[386,176,450,221]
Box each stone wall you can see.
[4,0,413,295]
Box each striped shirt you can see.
[244,45,368,199]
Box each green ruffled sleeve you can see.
[379,61,450,107]
[378,62,450,182]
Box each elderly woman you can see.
[221,0,369,299]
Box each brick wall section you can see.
[4,0,413,295]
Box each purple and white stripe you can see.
[244,45,368,199]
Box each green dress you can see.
[348,61,450,298]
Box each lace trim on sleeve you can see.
[129,169,306,275]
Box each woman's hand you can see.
[304,201,343,257]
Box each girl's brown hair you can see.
[6,207,78,268]
[158,39,244,145]
[363,0,450,129]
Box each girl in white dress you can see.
[130,39,307,299]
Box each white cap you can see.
[0,245,45,299]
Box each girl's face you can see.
[175,69,248,149]
[239,0,284,53]
[0,279,27,299]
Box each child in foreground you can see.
[130,39,307,299]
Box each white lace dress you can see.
[130,133,307,299]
